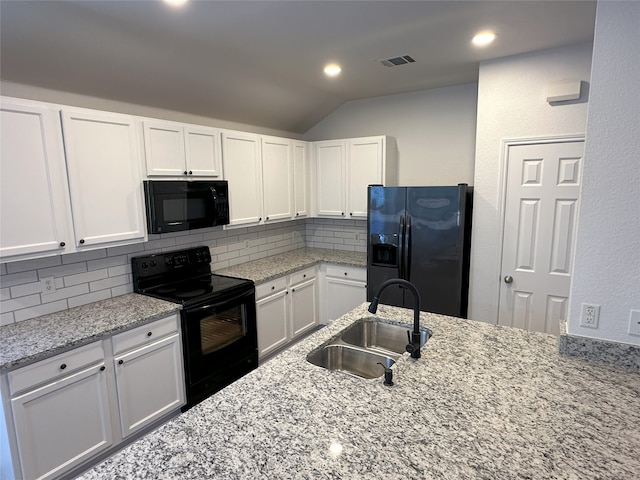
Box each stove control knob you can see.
[150,260,156,267]
[141,262,148,269]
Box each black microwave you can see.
[143,180,230,234]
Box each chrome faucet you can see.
[368,279,423,359]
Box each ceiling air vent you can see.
[378,55,416,67]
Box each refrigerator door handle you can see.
[398,215,406,279]
[404,215,412,280]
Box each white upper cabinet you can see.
[261,136,293,223]
[315,136,397,219]
[0,98,75,261]
[143,120,222,178]
[61,108,147,249]
[222,130,263,227]
[315,140,346,217]
[292,141,309,219]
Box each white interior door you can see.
[498,140,584,334]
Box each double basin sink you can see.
[306,318,432,379]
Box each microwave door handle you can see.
[210,187,219,215]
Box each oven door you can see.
[144,180,229,233]
[182,286,257,391]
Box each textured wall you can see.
[304,84,478,186]
[469,42,593,324]
[568,1,640,345]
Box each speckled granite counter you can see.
[78,304,640,480]
[215,247,366,283]
[0,294,179,371]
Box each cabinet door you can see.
[185,126,223,177]
[11,364,114,480]
[347,137,383,218]
[325,277,367,322]
[316,141,346,217]
[143,120,186,176]
[222,131,263,226]
[261,136,293,222]
[0,99,75,259]
[256,289,289,359]
[292,141,309,218]
[290,278,317,338]
[114,334,185,438]
[61,109,147,248]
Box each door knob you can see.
[504,275,513,284]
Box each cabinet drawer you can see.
[289,267,316,286]
[256,277,288,300]
[112,313,179,355]
[8,341,105,395]
[325,265,366,282]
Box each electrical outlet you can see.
[629,309,640,336]
[41,277,56,295]
[580,303,600,328]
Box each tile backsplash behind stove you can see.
[0,218,366,325]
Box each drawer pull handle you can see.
[118,360,124,365]
[147,332,152,337]
[303,274,306,278]
[60,363,67,370]
[271,286,275,290]
[344,272,348,276]
[100,366,106,372]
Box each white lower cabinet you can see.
[322,265,367,323]
[256,267,318,359]
[1,313,184,480]
[6,342,114,480]
[112,315,185,439]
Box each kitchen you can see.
[1,1,639,479]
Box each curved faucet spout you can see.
[368,279,422,359]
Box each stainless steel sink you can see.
[339,319,432,356]
[306,319,432,379]
[306,344,395,379]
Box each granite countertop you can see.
[215,247,366,283]
[0,294,179,371]
[79,304,640,480]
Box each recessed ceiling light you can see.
[163,0,189,8]
[471,31,497,47]
[324,64,342,77]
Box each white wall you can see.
[469,42,593,324]
[0,80,301,139]
[568,1,640,345]
[304,84,478,186]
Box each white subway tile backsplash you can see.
[6,255,61,274]
[14,300,69,323]
[61,249,107,264]
[1,311,15,326]
[0,218,355,323]
[68,290,112,309]
[64,269,109,287]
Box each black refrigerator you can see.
[366,184,473,318]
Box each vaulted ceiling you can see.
[0,1,597,133]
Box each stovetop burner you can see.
[132,246,254,307]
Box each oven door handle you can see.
[190,290,252,312]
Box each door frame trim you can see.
[495,134,585,324]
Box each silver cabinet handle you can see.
[504,275,513,284]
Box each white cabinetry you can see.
[222,131,263,227]
[143,120,222,177]
[314,136,397,219]
[261,136,293,222]
[61,107,147,249]
[0,313,184,480]
[7,342,114,480]
[112,314,184,438]
[256,267,318,359]
[322,265,367,323]
[292,140,309,219]
[0,98,75,260]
